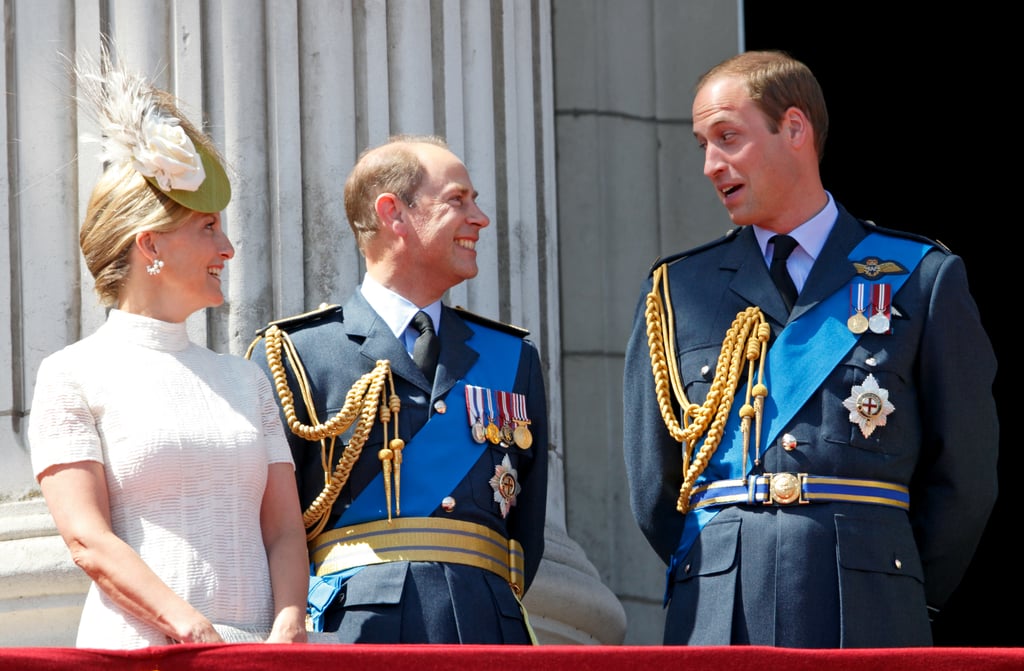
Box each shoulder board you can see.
[452,305,529,338]
[254,303,343,337]
[861,219,951,254]
[647,227,741,276]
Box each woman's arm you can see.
[38,461,223,644]
[260,462,310,643]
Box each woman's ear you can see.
[135,230,158,263]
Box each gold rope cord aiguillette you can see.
[260,325,402,539]
[644,264,771,515]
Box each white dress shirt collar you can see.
[752,192,838,293]
[359,273,442,350]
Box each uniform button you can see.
[441,496,456,512]
[865,357,877,367]
[894,558,902,570]
[684,563,692,574]
[434,400,447,414]
[700,365,711,378]
[781,433,797,451]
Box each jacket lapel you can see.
[343,292,426,388]
[342,294,484,397]
[433,306,480,400]
[723,227,791,325]
[789,206,867,322]
[721,209,870,325]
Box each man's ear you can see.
[783,106,809,149]
[375,193,405,233]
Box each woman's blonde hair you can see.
[80,163,192,306]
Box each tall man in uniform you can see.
[622,51,998,647]
[250,135,548,643]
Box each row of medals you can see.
[847,308,889,334]
[848,282,890,335]
[472,417,532,450]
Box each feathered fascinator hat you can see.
[75,45,231,213]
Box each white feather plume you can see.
[75,47,205,192]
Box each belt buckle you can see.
[767,472,806,505]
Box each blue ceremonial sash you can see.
[338,322,520,525]
[665,232,932,602]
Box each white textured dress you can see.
[28,309,295,649]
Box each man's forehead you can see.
[693,76,748,118]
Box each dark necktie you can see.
[769,234,799,312]
[410,310,439,383]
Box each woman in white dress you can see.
[27,47,309,649]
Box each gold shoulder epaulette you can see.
[254,303,342,337]
[452,305,529,338]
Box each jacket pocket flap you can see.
[836,515,924,581]
[674,518,740,581]
[343,563,409,606]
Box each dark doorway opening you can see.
[744,2,1014,647]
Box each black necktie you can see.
[410,310,439,383]
[769,234,799,312]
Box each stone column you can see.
[0,0,625,647]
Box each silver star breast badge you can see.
[842,373,895,438]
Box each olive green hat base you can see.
[146,140,231,213]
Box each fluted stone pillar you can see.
[0,0,625,647]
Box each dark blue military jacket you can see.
[251,291,548,643]
[623,205,998,647]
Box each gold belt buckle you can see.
[767,472,805,505]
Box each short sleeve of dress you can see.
[28,352,104,478]
[255,365,294,468]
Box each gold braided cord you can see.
[644,263,771,515]
[256,325,400,540]
[655,263,689,415]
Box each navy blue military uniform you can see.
[250,291,547,643]
[623,204,998,647]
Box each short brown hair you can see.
[697,50,829,161]
[343,134,448,250]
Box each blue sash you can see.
[666,232,932,599]
[339,323,521,525]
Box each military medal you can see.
[497,391,515,447]
[847,282,869,334]
[868,283,891,334]
[484,389,501,444]
[841,373,895,438]
[465,385,487,444]
[511,391,533,449]
[488,454,520,518]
